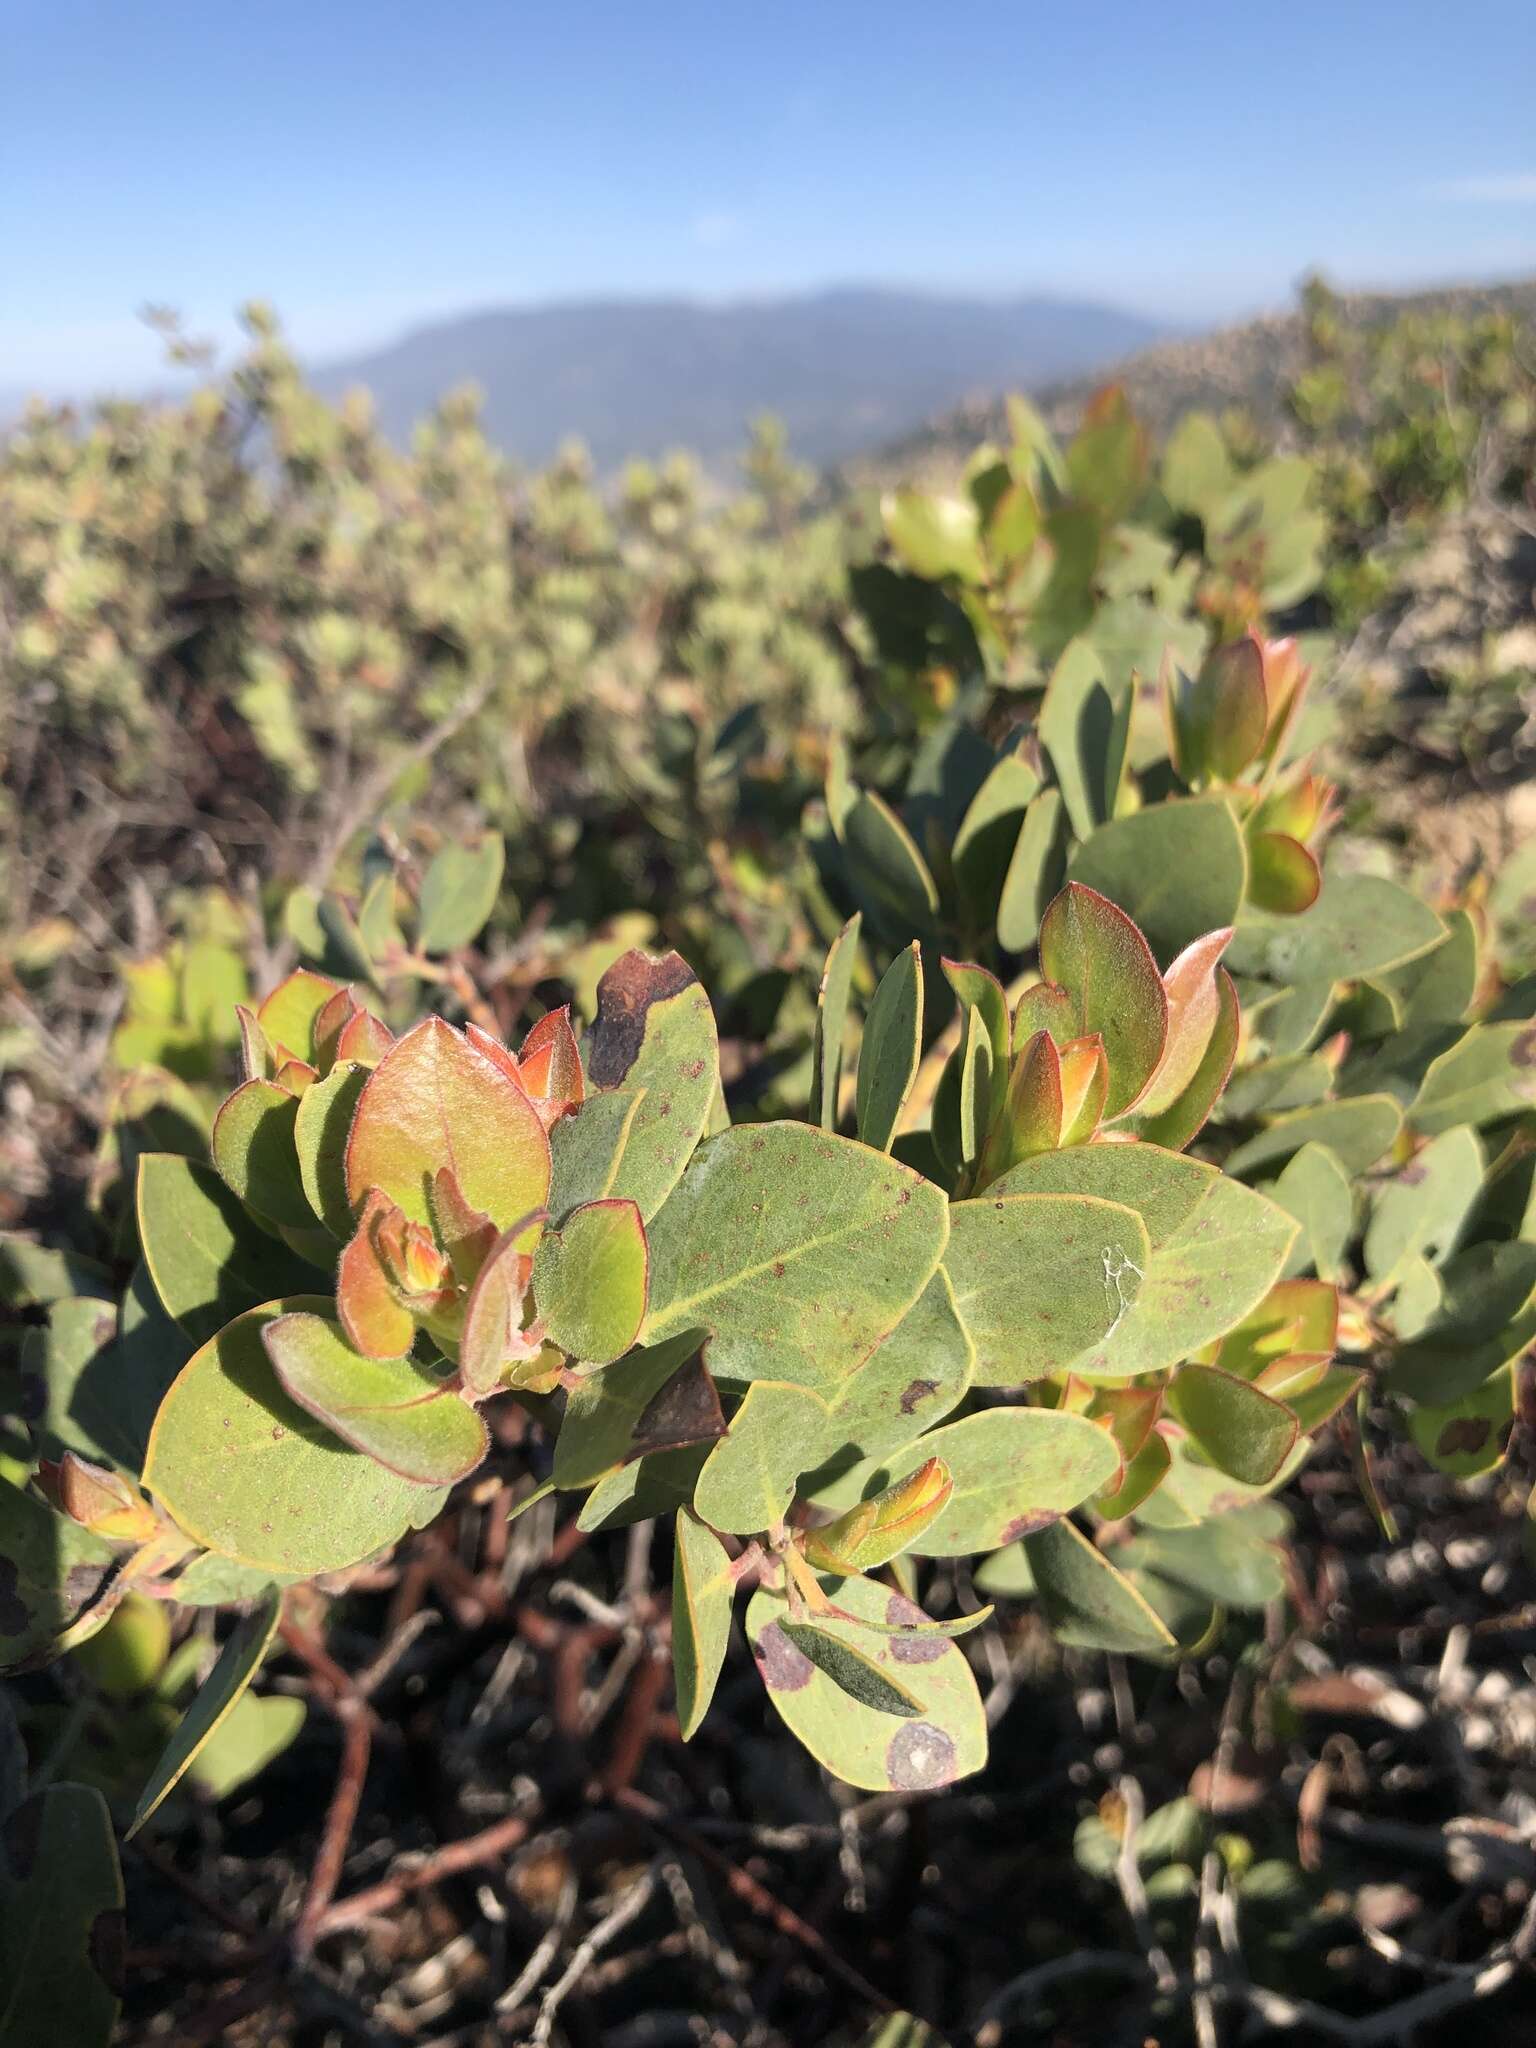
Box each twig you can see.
[292,671,500,920]
[315,1811,532,1935]
[1194,1667,1251,2048]
[494,1871,578,2016]
[1114,1776,1179,1996]
[294,1686,373,1957]
[530,1865,658,2046]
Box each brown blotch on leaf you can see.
[753,1620,814,1692]
[887,1591,946,1664]
[1437,1416,1493,1457]
[586,950,698,1087]
[628,1350,726,1462]
[899,1377,939,1415]
[1000,1510,1058,1543]
[88,1908,127,1995]
[886,1720,957,1789]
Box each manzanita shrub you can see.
[7,868,1340,1821]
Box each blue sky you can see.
[4,0,1534,387]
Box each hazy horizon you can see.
[6,0,1534,390]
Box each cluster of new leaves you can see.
[817,615,1333,980]
[5,871,1348,1804]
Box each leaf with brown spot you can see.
[564,950,720,1221]
[629,1349,727,1461]
[746,1573,986,1790]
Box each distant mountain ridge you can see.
[312,287,1167,472]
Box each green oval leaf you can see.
[211,1080,312,1228]
[642,1124,949,1391]
[1024,1516,1177,1654]
[141,1301,446,1575]
[692,1380,829,1534]
[1167,1363,1299,1486]
[533,1198,649,1365]
[137,1154,320,1345]
[672,1509,735,1740]
[873,1406,1122,1554]
[1226,1094,1403,1179]
[802,1265,974,1500]
[997,789,1066,953]
[1000,1148,1298,1381]
[263,1311,488,1484]
[294,1059,367,1237]
[945,1192,1149,1385]
[416,832,505,955]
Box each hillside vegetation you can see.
[866,273,1536,477]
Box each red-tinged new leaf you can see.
[1247,831,1322,914]
[517,1007,585,1127]
[345,1016,551,1231]
[465,1020,524,1087]
[1169,638,1268,785]
[1012,979,1077,1054]
[429,1166,500,1286]
[337,1189,416,1360]
[312,987,359,1069]
[1057,1034,1109,1145]
[1201,637,1270,780]
[335,1006,393,1069]
[235,1004,275,1083]
[976,1029,1062,1186]
[1137,927,1234,1118]
[1038,883,1168,1120]
[1089,1384,1162,1464]
[1133,968,1241,1152]
[459,1223,542,1398]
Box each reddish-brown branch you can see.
[281,1612,377,1959]
[599,1649,670,1797]
[313,1811,532,1934]
[294,1696,373,1957]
